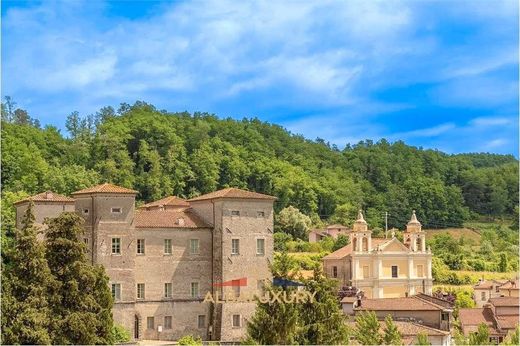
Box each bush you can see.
[274,232,293,251]
[178,335,203,345]
[111,324,130,344]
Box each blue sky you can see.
[2,0,519,155]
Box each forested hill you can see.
[2,101,518,229]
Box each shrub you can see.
[178,335,203,345]
[111,324,130,344]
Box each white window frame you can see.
[137,283,145,300]
[111,207,122,214]
[231,238,240,255]
[137,239,145,255]
[164,283,172,298]
[190,239,200,254]
[112,238,121,254]
[256,238,265,256]
[191,282,199,298]
[111,283,121,301]
[164,239,172,254]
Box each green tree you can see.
[502,325,520,345]
[415,332,431,345]
[178,335,203,345]
[274,232,293,251]
[383,314,402,345]
[296,267,350,345]
[45,212,114,344]
[332,234,350,251]
[498,253,508,272]
[1,203,55,345]
[276,206,312,240]
[354,311,383,345]
[468,323,489,345]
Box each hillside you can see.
[2,100,518,234]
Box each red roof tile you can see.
[72,183,138,195]
[489,297,520,307]
[354,297,444,311]
[346,320,448,337]
[327,224,349,229]
[496,315,520,330]
[499,280,519,290]
[139,196,190,209]
[135,209,210,229]
[458,308,500,335]
[188,187,276,202]
[14,191,75,205]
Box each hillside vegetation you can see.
[2,100,518,235]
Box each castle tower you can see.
[404,210,426,252]
[351,210,371,252]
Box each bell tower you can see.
[351,210,371,252]
[404,210,426,252]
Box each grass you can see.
[454,270,517,281]
[424,228,481,242]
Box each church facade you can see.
[323,211,433,298]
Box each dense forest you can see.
[2,99,518,231]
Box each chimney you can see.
[356,297,362,308]
[45,191,53,199]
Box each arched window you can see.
[362,237,368,251]
[353,238,358,251]
[416,238,422,252]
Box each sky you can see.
[2,0,519,155]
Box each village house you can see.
[308,224,349,242]
[14,183,276,342]
[323,210,433,298]
[458,297,520,344]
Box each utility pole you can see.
[384,212,388,239]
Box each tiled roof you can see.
[499,280,519,290]
[72,183,138,195]
[135,209,211,229]
[14,191,75,205]
[140,196,190,209]
[327,224,349,229]
[474,279,508,290]
[188,187,276,202]
[354,297,444,311]
[323,238,389,259]
[497,315,520,330]
[489,297,520,307]
[346,320,448,336]
[458,308,500,335]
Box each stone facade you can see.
[323,210,433,298]
[15,184,275,342]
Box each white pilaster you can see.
[426,258,432,279]
[368,236,372,251]
[421,235,426,252]
[353,258,359,280]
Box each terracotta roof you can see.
[14,191,75,205]
[499,280,519,290]
[134,209,211,229]
[354,297,444,311]
[346,320,448,337]
[489,297,520,307]
[323,238,389,259]
[496,315,520,330]
[327,224,349,229]
[458,308,500,335]
[139,196,190,209]
[72,183,138,195]
[188,187,276,202]
[474,279,509,290]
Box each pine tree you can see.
[354,311,383,345]
[296,266,350,345]
[383,314,402,345]
[1,202,55,344]
[415,332,431,345]
[45,212,114,345]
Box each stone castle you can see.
[14,183,276,342]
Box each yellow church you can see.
[323,210,433,298]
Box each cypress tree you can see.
[415,332,431,345]
[1,202,55,344]
[354,311,383,345]
[45,212,114,345]
[383,314,402,345]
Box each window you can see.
[111,283,121,301]
[257,211,265,217]
[111,207,122,213]
[232,280,240,297]
[83,208,89,214]
[231,210,240,216]
[256,239,265,255]
[391,266,398,278]
[164,316,172,329]
[164,283,172,298]
[481,292,487,301]
[441,312,449,321]
[83,237,89,245]
[112,238,121,254]
[332,266,338,278]
[164,239,172,254]
[137,239,145,254]
[363,266,369,279]
[147,317,154,330]
[190,239,199,254]
[137,283,145,299]
[198,315,206,328]
[496,285,500,293]
[232,314,241,327]
[231,239,240,255]
[417,265,424,277]
[191,282,199,298]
